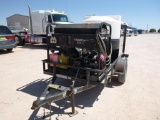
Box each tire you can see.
[6,48,13,52]
[21,39,25,46]
[115,57,128,84]
[15,35,24,46]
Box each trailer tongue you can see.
[31,22,128,117]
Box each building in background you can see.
[6,14,29,30]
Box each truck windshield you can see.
[52,14,68,22]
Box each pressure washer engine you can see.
[47,23,112,72]
[31,22,128,117]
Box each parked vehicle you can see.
[120,28,133,37]
[126,28,133,36]
[24,6,71,44]
[0,25,16,52]
[138,29,143,34]
[8,26,27,46]
[133,29,138,36]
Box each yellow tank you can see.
[58,53,69,69]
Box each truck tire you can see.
[115,57,128,84]
[21,39,25,46]
[15,35,25,46]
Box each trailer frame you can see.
[31,23,128,117]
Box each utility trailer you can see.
[31,22,128,118]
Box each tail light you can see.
[6,36,15,40]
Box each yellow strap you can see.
[48,84,60,89]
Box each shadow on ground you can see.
[17,76,122,120]
[19,44,47,50]
[107,76,123,88]
[0,49,15,55]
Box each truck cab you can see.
[31,10,70,35]
[25,8,71,44]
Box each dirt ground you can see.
[0,34,160,120]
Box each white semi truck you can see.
[15,6,71,45]
[121,22,134,36]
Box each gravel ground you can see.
[0,34,160,120]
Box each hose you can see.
[96,31,107,57]
[96,24,112,66]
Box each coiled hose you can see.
[96,26,112,66]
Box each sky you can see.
[0,0,160,30]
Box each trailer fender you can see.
[115,57,128,83]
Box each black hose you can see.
[96,22,112,66]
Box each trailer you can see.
[31,20,128,118]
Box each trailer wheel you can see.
[115,57,128,84]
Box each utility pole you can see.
[147,24,148,33]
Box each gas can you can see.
[49,52,59,67]
[58,53,69,69]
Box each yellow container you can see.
[58,53,69,69]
